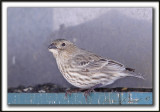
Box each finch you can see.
[48,39,144,95]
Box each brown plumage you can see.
[48,39,144,89]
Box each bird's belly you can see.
[61,69,105,89]
[56,62,90,88]
[63,71,93,89]
[57,62,119,89]
[59,69,94,88]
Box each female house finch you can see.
[48,39,144,97]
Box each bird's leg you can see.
[84,83,103,101]
[65,88,83,98]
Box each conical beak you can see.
[48,43,57,49]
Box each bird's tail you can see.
[128,72,145,80]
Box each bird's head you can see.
[48,39,77,58]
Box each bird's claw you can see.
[84,88,95,101]
[65,90,72,98]
[65,88,81,98]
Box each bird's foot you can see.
[65,88,82,98]
[83,84,103,101]
[84,88,95,101]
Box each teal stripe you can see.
[8,92,152,104]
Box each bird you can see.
[48,39,144,98]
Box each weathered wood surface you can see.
[8,92,152,104]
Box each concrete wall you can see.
[53,8,152,31]
[7,8,152,88]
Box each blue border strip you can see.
[8,92,152,104]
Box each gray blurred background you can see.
[7,8,152,88]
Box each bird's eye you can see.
[61,43,65,46]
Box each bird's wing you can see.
[70,51,125,72]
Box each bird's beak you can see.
[48,43,57,49]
